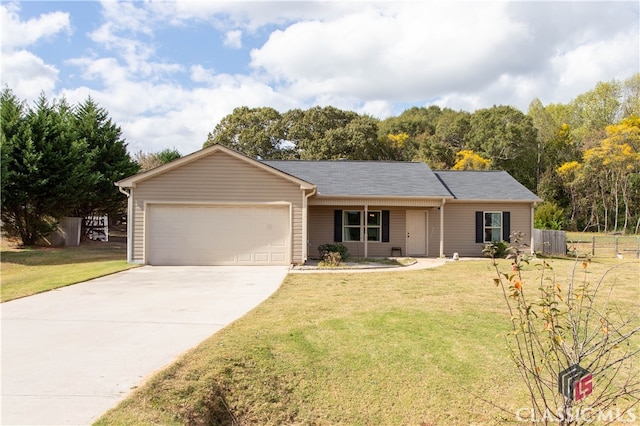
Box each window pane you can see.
[367,211,380,226]
[367,227,380,241]
[485,228,501,242]
[485,212,502,227]
[485,213,493,227]
[344,211,361,226]
[344,227,361,241]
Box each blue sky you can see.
[1,1,638,155]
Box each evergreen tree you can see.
[71,97,139,219]
[1,89,139,245]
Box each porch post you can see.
[439,199,445,258]
[364,204,368,258]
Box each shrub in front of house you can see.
[317,243,349,261]
[321,251,343,266]
[482,240,512,259]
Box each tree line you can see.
[205,74,640,234]
[2,74,638,247]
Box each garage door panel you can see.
[148,205,290,266]
[271,252,286,262]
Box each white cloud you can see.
[244,1,638,112]
[146,0,361,32]
[250,3,531,102]
[88,23,183,79]
[96,0,154,35]
[0,2,70,99]
[360,100,393,119]
[223,30,242,49]
[550,30,639,103]
[190,64,216,84]
[0,2,70,50]
[1,50,59,99]
[61,60,302,154]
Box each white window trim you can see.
[366,210,382,242]
[484,211,503,243]
[343,210,362,242]
[343,210,382,242]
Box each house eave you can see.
[313,194,454,199]
[309,194,452,207]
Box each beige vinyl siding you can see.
[308,206,406,259]
[132,199,145,262]
[436,202,533,257]
[308,206,334,259]
[130,151,304,263]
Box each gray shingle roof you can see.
[434,170,541,201]
[262,160,452,197]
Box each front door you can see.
[406,210,427,256]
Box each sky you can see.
[1,1,638,155]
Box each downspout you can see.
[530,202,536,256]
[118,186,133,263]
[440,198,446,258]
[302,187,317,264]
[364,204,368,258]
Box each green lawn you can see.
[96,258,639,425]
[1,241,138,302]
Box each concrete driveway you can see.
[1,265,288,425]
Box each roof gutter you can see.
[312,194,454,200]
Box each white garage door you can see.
[147,205,290,266]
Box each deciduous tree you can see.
[467,106,538,190]
[134,148,182,172]
[204,106,290,159]
[451,149,491,170]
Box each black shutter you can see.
[382,210,390,242]
[334,210,342,242]
[503,211,511,242]
[475,211,484,243]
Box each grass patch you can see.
[1,241,137,302]
[96,257,639,425]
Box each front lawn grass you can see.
[96,257,639,425]
[1,241,137,302]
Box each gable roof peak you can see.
[116,143,314,189]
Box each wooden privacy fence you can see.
[534,229,567,256]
